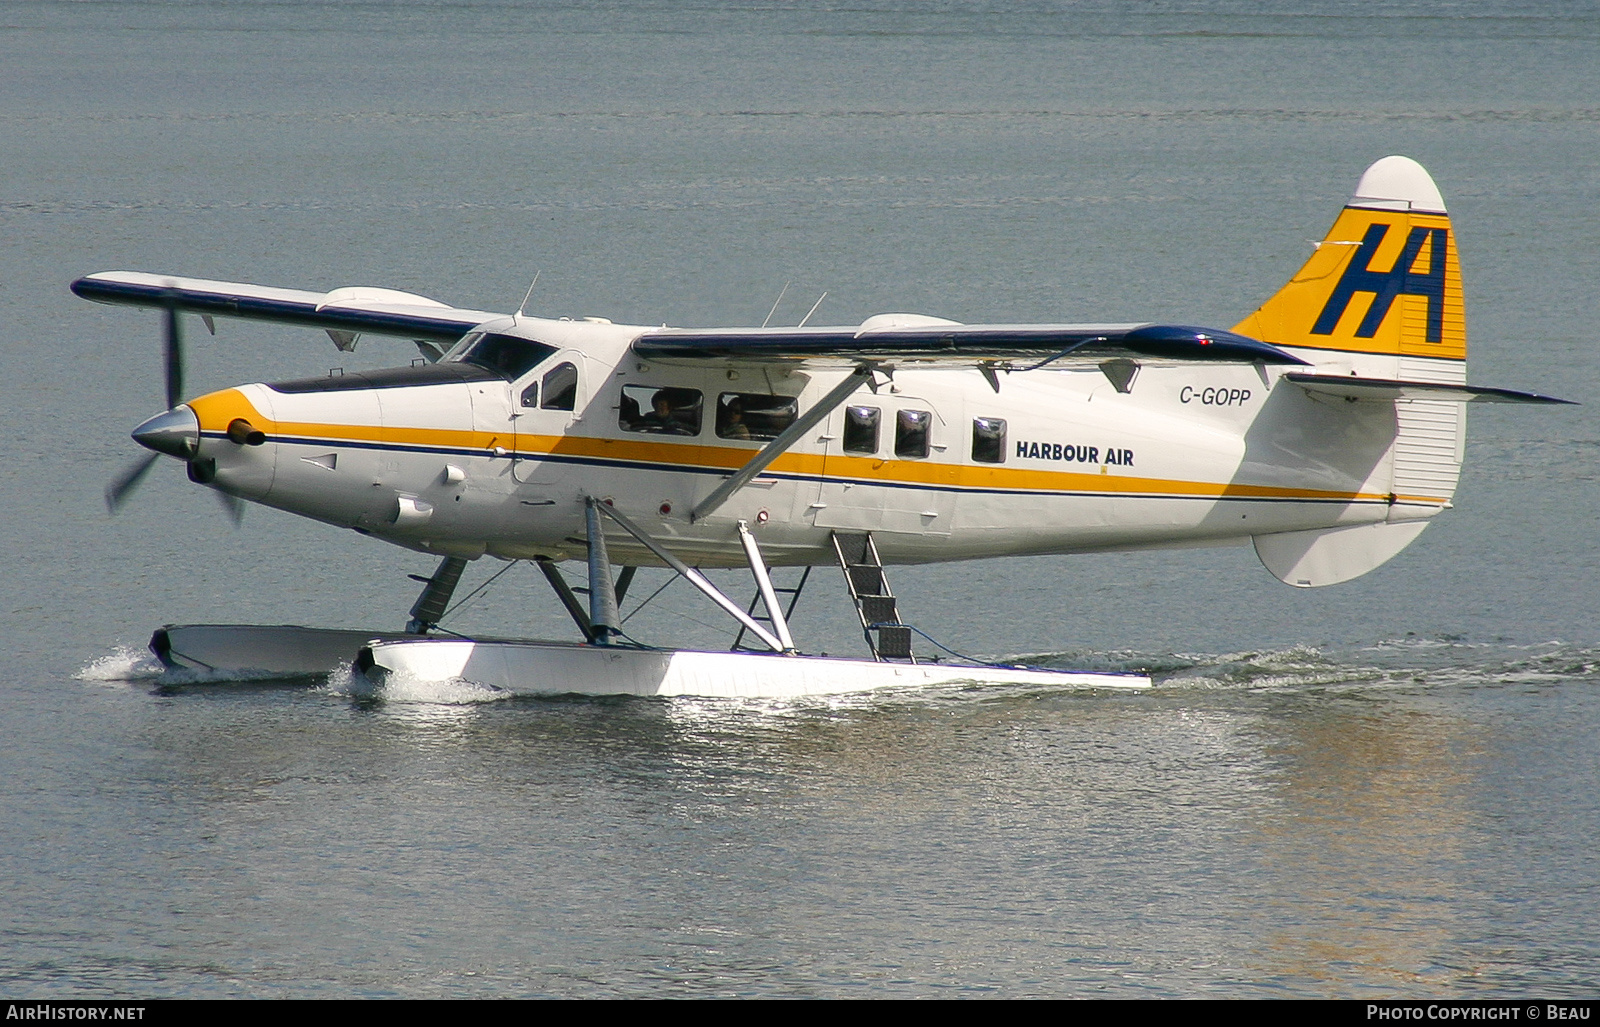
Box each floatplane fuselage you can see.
[171,321,1403,564]
[79,157,1568,696]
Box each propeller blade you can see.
[163,293,185,410]
[105,453,160,514]
[108,290,192,515]
[216,492,245,527]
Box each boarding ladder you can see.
[731,566,812,653]
[831,532,915,663]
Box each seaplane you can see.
[77,156,1568,698]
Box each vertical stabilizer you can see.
[1246,158,1472,585]
[1233,156,1465,365]
[1243,157,1468,513]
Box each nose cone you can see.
[132,405,199,459]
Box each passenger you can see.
[721,398,751,440]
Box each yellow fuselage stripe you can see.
[189,389,1437,505]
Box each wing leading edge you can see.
[633,321,1308,368]
[72,271,505,344]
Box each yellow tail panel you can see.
[1233,159,1465,362]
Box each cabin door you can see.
[813,397,955,538]
[512,352,585,485]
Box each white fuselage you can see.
[184,315,1458,569]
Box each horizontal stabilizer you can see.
[72,271,503,343]
[1254,521,1429,588]
[634,322,1307,369]
[1285,373,1573,405]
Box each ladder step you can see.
[848,565,885,596]
[875,625,913,659]
[408,555,468,626]
[834,532,870,565]
[832,530,914,664]
[859,595,897,625]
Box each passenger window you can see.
[541,362,578,411]
[843,406,880,454]
[619,384,702,436]
[895,409,931,459]
[716,393,798,442]
[972,417,1007,464]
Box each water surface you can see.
[2,0,1597,998]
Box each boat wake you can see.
[1020,638,1600,694]
[75,645,514,705]
[74,645,311,686]
[322,662,514,706]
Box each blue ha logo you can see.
[1311,224,1448,343]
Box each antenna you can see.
[762,282,790,329]
[516,271,542,321]
[797,291,827,328]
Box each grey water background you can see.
[2,0,1598,998]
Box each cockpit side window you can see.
[619,384,703,436]
[446,332,556,380]
[541,362,579,411]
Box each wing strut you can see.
[690,364,874,523]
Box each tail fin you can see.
[1244,158,1467,587]
[1244,157,1467,517]
[1233,156,1465,368]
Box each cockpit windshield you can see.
[444,332,556,379]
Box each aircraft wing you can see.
[72,271,504,345]
[631,320,1308,368]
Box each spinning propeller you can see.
[105,291,244,524]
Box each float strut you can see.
[593,500,789,653]
[585,497,622,644]
[535,557,595,643]
[614,566,637,605]
[737,519,796,652]
[405,556,468,634]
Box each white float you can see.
[152,623,413,675]
[355,637,1150,698]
